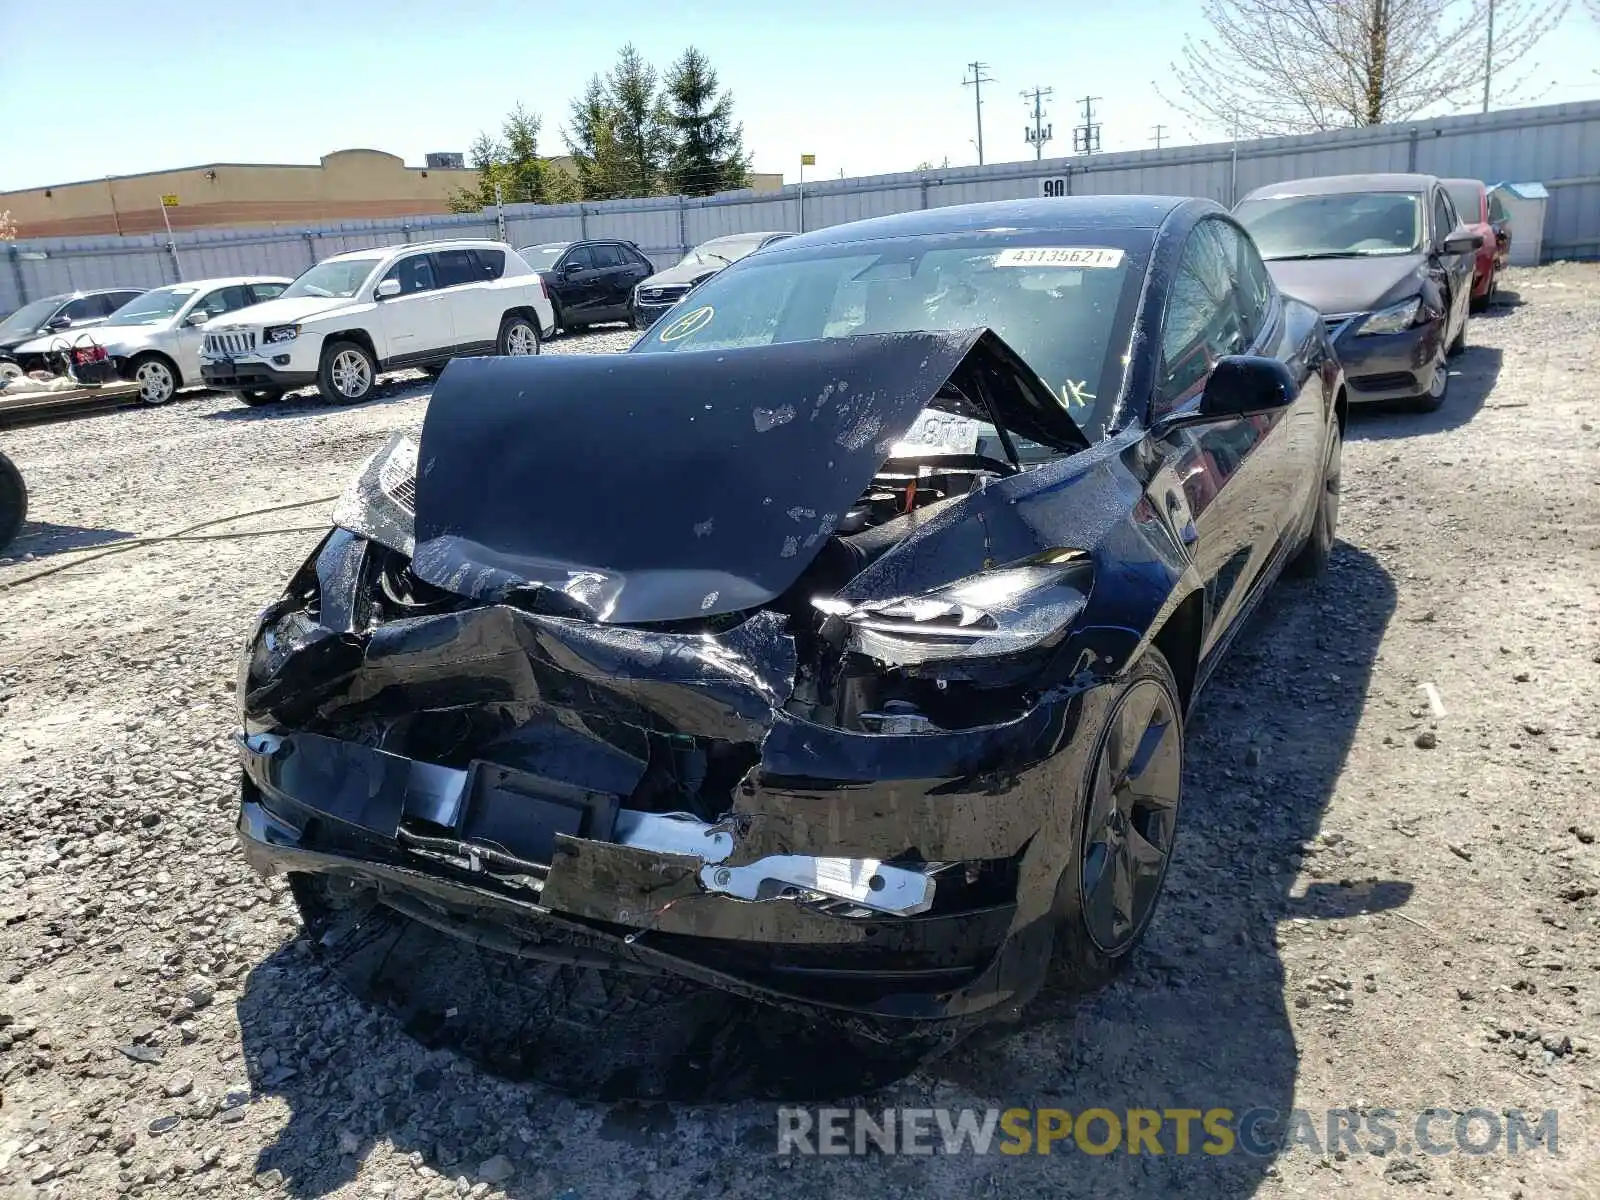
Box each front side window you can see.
[1235,192,1423,259]
[562,246,596,272]
[281,256,384,300]
[632,234,1142,438]
[191,285,252,321]
[1488,192,1509,223]
[1445,183,1483,223]
[58,297,97,322]
[1432,190,1458,245]
[382,255,437,295]
[1155,221,1248,418]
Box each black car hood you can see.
[638,260,723,290]
[1263,253,1428,314]
[410,330,1079,625]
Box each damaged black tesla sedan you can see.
[235,196,1344,1040]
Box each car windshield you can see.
[104,286,199,326]
[0,298,64,338]
[280,257,383,299]
[1235,192,1423,259]
[519,245,568,268]
[677,238,761,268]
[633,235,1141,439]
[1445,183,1482,222]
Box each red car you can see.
[1444,178,1512,312]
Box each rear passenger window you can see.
[433,249,479,288]
[591,244,624,268]
[471,249,506,280]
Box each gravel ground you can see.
[0,273,1597,1200]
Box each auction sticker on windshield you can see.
[658,305,715,342]
[993,247,1124,269]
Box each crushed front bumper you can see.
[234,700,1086,1022]
[1329,319,1444,404]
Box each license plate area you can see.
[456,761,619,865]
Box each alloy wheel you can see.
[331,349,372,399]
[506,323,539,355]
[1079,678,1184,955]
[135,360,175,405]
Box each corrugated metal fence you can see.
[6,99,1598,314]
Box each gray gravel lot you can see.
[0,276,1597,1200]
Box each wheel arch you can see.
[1151,587,1205,716]
[322,329,378,365]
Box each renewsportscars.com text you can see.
[776,1106,1560,1158]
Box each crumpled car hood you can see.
[411,331,989,625]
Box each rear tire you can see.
[0,450,27,555]
[496,314,540,356]
[317,340,377,405]
[239,388,284,407]
[1288,421,1341,578]
[1048,647,1184,995]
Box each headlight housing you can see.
[264,324,301,344]
[330,432,418,556]
[1358,297,1422,336]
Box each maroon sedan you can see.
[1444,178,1512,311]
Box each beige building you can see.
[3,149,786,240]
[2,149,477,239]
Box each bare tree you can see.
[1163,0,1566,139]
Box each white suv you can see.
[198,240,555,406]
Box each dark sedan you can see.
[630,231,794,330]
[0,287,147,374]
[233,196,1343,1049]
[1235,173,1481,411]
[516,239,653,332]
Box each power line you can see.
[1021,87,1055,161]
[963,62,995,165]
[1073,95,1103,155]
[1152,124,1167,149]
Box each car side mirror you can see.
[1442,231,1484,254]
[184,310,210,327]
[563,261,584,276]
[45,314,72,331]
[1157,356,1298,432]
[375,278,402,300]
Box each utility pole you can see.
[963,62,994,165]
[1022,87,1055,160]
[1482,0,1496,112]
[1151,124,1167,149]
[1072,95,1103,155]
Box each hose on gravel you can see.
[0,493,340,592]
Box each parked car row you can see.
[1234,172,1507,412]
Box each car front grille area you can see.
[205,330,258,356]
[637,285,691,306]
[1322,313,1362,341]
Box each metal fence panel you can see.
[4,99,1597,316]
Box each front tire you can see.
[1049,647,1185,994]
[318,340,377,405]
[1409,349,1449,412]
[0,451,27,555]
[497,315,540,356]
[1470,268,1495,313]
[1288,420,1341,578]
[130,354,178,406]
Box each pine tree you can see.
[564,75,626,201]
[605,44,672,197]
[448,107,550,212]
[663,47,750,197]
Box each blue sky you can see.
[3,0,1598,192]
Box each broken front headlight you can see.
[330,431,418,557]
[816,549,1094,671]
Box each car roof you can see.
[1240,173,1438,201]
[148,275,291,290]
[699,231,790,244]
[772,196,1197,253]
[30,287,143,305]
[319,240,509,263]
[1440,177,1487,191]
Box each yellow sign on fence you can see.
[161,194,180,207]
